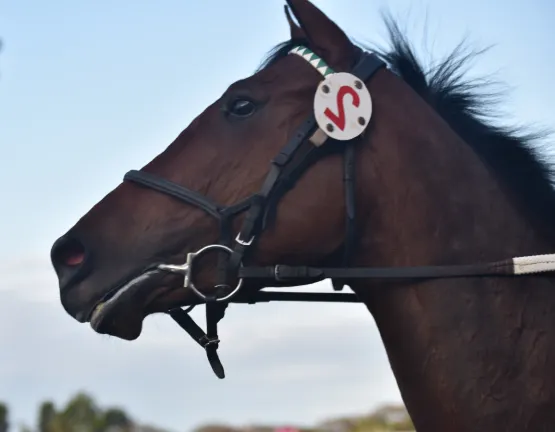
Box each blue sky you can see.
[0,0,554,431]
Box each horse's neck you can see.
[352,74,555,432]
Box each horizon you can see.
[1,0,554,431]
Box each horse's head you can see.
[50,0,381,340]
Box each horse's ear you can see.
[284,0,358,69]
[284,5,305,40]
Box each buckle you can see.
[235,233,255,246]
[274,264,285,282]
[199,335,220,349]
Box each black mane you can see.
[258,18,555,239]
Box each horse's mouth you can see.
[88,267,180,339]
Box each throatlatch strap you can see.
[332,141,357,292]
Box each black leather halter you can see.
[122,47,554,378]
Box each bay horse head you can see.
[51,0,375,339]
[51,1,555,430]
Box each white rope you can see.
[512,254,555,275]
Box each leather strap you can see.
[168,307,226,378]
[238,260,515,281]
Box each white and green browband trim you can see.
[289,45,335,77]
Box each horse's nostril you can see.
[51,235,87,272]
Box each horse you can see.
[50,0,555,430]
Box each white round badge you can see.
[313,72,372,141]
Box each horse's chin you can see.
[89,269,182,340]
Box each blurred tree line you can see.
[0,393,156,432]
[0,393,413,432]
[193,403,414,432]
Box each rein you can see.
[123,45,555,378]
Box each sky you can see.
[1,0,554,431]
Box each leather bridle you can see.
[122,45,555,378]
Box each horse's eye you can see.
[228,99,256,118]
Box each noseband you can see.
[123,45,555,378]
